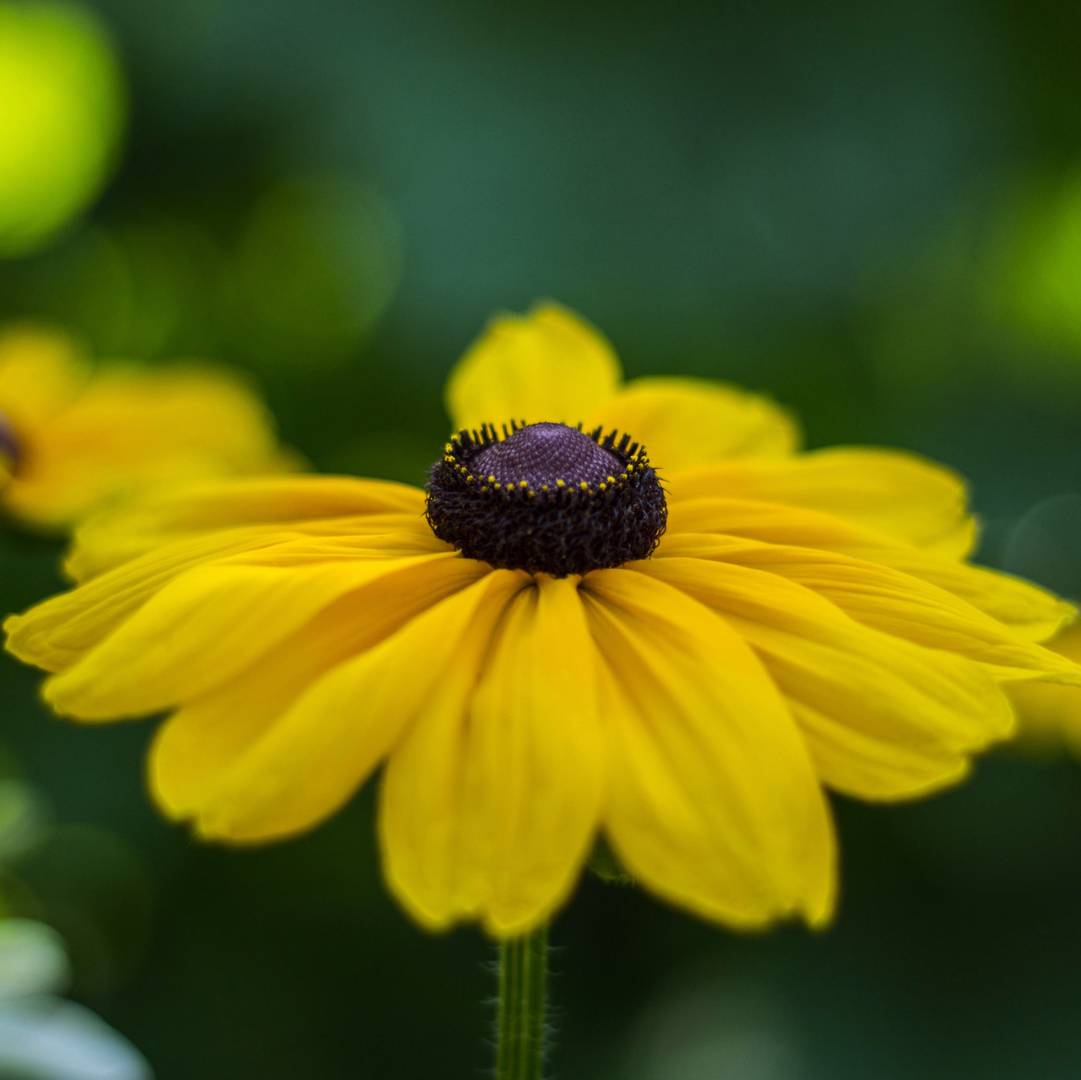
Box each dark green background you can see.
[3,2,1081,1076]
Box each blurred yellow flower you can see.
[0,1,125,257]
[6,303,1080,937]
[0,326,293,530]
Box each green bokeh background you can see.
[3,2,1081,1077]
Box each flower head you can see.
[0,326,293,530]
[6,303,1080,936]
[426,420,667,575]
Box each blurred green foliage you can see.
[3,1,1081,1078]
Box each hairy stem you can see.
[495,924,550,1080]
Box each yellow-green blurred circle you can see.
[0,1,126,257]
[982,170,1081,356]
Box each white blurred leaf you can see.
[0,997,152,1079]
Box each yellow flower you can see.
[5,303,1080,937]
[0,326,292,530]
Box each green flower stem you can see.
[495,924,550,1080]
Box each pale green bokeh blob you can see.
[0,0,126,257]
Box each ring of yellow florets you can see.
[425,420,667,576]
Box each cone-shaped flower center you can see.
[0,410,20,471]
[426,421,667,576]
[472,422,622,488]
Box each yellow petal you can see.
[5,365,292,529]
[0,325,88,430]
[7,530,290,672]
[640,556,1014,800]
[581,568,835,929]
[192,569,526,843]
[381,576,603,936]
[669,447,976,557]
[446,302,621,431]
[661,501,1075,641]
[789,701,972,801]
[662,537,1081,685]
[207,523,451,566]
[594,377,799,471]
[68,475,426,580]
[6,517,444,673]
[150,555,490,820]
[664,497,900,547]
[41,553,472,720]
[873,552,1075,644]
[1008,621,1081,751]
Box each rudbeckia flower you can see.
[5,303,1080,936]
[0,326,292,530]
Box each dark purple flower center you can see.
[426,421,667,576]
[472,422,623,489]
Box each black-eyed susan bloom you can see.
[0,326,293,530]
[6,303,1081,937]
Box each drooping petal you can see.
[381,576,604,935]
[661,501,1075,641]
[669,447,975,557]
[40,553,480,720]
[594,376,799,470]
[658,537,1081,685]
[151,555,492,821]
[639,557,1014,800]
[446,303,622,432]
[191,570,527,844]
[67,475,428,580]
[581,568,835,928]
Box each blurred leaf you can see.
[0,997,151,1079]
[0,779,50,865]
[0,919,69,1000]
